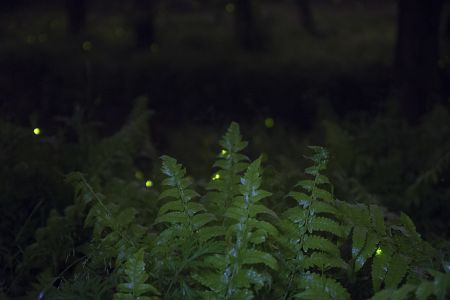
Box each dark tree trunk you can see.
[235,0,263,51]
[394,0,444,123]
[66,0,86,35]
[134,0,157,49]
[295,0,320,36]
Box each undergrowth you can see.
[1,106,449,299]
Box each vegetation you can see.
[1,100,449,299]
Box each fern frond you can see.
[296,273,351,300]
[114,248,160,300]
[206,122,249,220]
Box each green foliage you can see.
[114,248,160,300]
[206,122,249,220]
[323,106,450,237]
[3,121,449,299]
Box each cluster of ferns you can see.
[21,102,449,299]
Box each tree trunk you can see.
[66,0,86,35]
[394,0,444,123]
[134,0,157,49]
[295,0,320,36]
[235,0,263,51]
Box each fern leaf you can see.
[415,281,434,300]
[249,204,277,218]
[287,191,312,207]
[296,273,350,300]
[310,216,344,237]
[352,226,367,259]
[191,213,217,230]
[241,249,278,270]
[310,201,339,216]
[372,245,393,292]
[114,249,160,298]
[354,230,379,272]
[303,235,340,257]
[158,200,184,215]
[384,254,409,289]
[370,205,386,236]
[304,252,348,271]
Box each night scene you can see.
[0,0,450,299]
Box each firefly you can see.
[375,247,382,256]
[264,117,274,128]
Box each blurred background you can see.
[1,0,448,129]
[1,0,450,296]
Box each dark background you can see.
[1,0,448,130]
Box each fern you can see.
[206,122,249,220]
[7,119,450,300]
[152,155,222,298]
[114,248,160,300]
[196,157,278,299]
[370,270,450,300]
[278,146,350,299]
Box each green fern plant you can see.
[195,157,278,299]
[205,122,249,221]
[151,155,222,298]
[278,146,350,300]
[8,120,450,300]
[114,248,160,300]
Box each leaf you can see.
[287,191,311,206]
[415,281,434,300]
[192,213,216,229]
[310,216,344,237]
[354,230,379,272]
[384,254,409,289]
[304,252,348,271]
[297,273,350,300]
[241,249,278,270]
[313,188,333,201]
[303,235,340,257]
[224,206,247,221]
[158,200,183,215]
[116,249,160,297]
[196,226,226,242]
[352,226,367,259]
[296,180,315,192]
[370,205,386,236]
[249,204,277,218]
[399,212,420,239]
[158,188,179,200]
[372,245,393,292]
[247,219,278,237]
[154,211,187,224]
[310,201,339,216]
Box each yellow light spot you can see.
[264,117,274,128]
[212,173,221,181]
[221,149,227,156]
[33,128,41,135]
[82,40,92,51]
[145,180,153,188]
[150,43,159,53]
[375,247,382,256]
[225,3,235,13]
[135,171,144,180]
